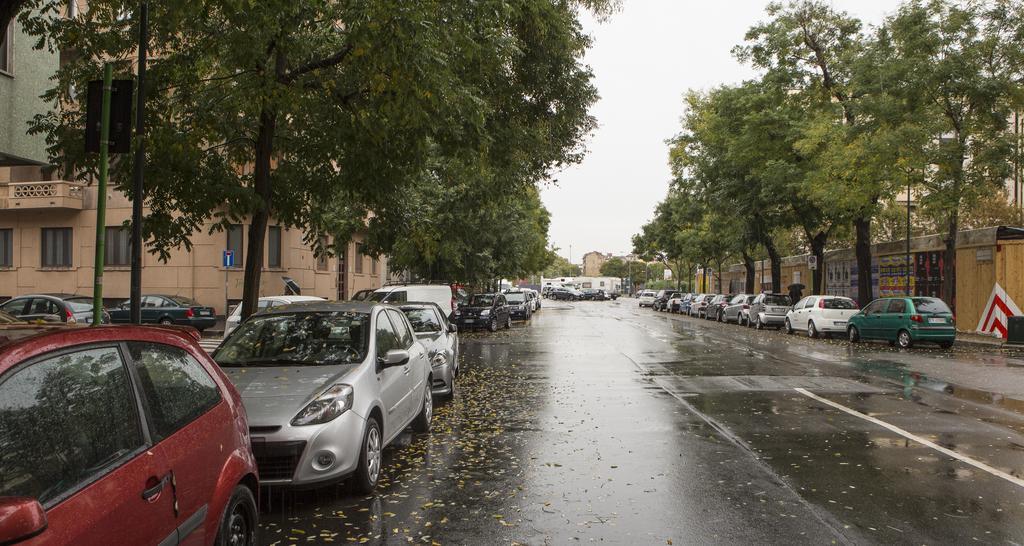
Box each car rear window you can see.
[912,298,952,314]
[822,298,857,309]
[763,295,791,305]
[168,296,199,307]
[506,293,526,303]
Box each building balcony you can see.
[0,181,84,210]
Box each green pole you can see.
[93,63,112,325]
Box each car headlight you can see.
[292,384,354,426]
[480,309,491,316]
[431,353,448,368]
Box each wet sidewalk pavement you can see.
[257,300,1024,545]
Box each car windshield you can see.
[402,308,441,333]
[469,295,495,307]
[216,311,370,367]
[763,295,791,305]
[823,298,857,309]
[168,295,199,306]
[506,293,526,303]
[912,298,952,314]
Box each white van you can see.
[369,284,457,318]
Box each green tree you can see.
[24,0,607,318]
[737,0,888,304]
[883,0,1017,306]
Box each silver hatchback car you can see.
[400,302,459,399]
[214,301,433,491]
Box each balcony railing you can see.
[0,181,85,210]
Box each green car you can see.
[847,296,955,349]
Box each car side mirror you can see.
[379,349,410,368]
[0,497,47,544]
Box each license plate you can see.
[464,319,474,323]
[200,310,211,316]
[833,321,846,326]
[928,317,946,324]
[770,307,785,313]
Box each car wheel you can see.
[807,321,818,339]
[505,315,512,329]
[784,319,793,335]
[848,326,861,343]
[350,417,382,494]
[488,318,498,332]
[897,329,913,349]
[411,382,433,433]
[939,341,953,350]
[215,485,258,546]
[159,317,173,325]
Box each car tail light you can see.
[185,308,195,318]
[66,309,76,323]
[910,314,923,323]
[742,304,749,309]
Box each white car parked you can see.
[784,295,860,338]
[224,295,326,338]
[370,284,458,319]
[638,290,657,308]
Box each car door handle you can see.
[142,473,171,501]
[402,365,410,375]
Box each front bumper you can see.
[249,410,366,487]
[431,362,455,395]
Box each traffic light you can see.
[85,79,134,153]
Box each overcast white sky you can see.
[540,0,902,263]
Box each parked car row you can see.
[644,290,957,349]
[0,283,476,545]
[544,286,618,301]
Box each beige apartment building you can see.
[0,180,386,314]
[581,251,610,277]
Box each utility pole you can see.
[905,174,912,296]
[93,64,113,326]
[129,1,149,324]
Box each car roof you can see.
[259,300,378,315]
[0,325,203,372]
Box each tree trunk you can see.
[716,259,724,293]
[240,108,277,319]
[809,231,827,295]
[764,241,782,293]
[854,216,873,306]
[742,252,755,293]
[943,214,957,310]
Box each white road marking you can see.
[794,387,1024,489]
[198,339,221,353]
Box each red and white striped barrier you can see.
[976,283,1022,339]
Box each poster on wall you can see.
[879,255,914,296]
[826,261,853,298]
[915,251,944,298]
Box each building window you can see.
[316,236,329,271]
[41,228,73,268]
[105,226,130,267]
[371,256,377,275]
[354,243,364,274]
[226,224,243,268]
[0,21,12,75]
[267,226,281,269]
[0,229,11,267]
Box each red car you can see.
[0,324,258,545]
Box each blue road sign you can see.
[223,250,234,268]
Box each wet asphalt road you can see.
[255,299,1024,545]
